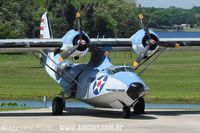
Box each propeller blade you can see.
[139,13,152,47]
[139,13,151,42]
[139,13,144,29]
[133,45,149,68]
[76,11,83,40]
[139,13,150,37]
[61,45,79,59]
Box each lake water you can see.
[155,31,200,38]
[1,100,200,109]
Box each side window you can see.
[107,67,134,75]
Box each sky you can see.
[135,0,200,9]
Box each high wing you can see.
[1,35,200,71]
[1,37,200,53]
[0,39,62,53]
[91,38,200,48]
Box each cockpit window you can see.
[106,67,134,75]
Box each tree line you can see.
[0,0,200,39]
[144,6,200,28]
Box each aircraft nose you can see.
[126,82,145,100]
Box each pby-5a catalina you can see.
[0,11,200,118]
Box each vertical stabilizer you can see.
[39,12,69,92]
[40,11,53,39]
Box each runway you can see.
[0,108,200,133]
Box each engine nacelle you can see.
[131,29,159,57]
[61,29,90,60]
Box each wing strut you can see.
[137,48,167,76]
[34,50,80,87]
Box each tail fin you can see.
[39,11,54,67]
[39,12,61,85]
[40,11,53,39]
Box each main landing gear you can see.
[52,97,65,115]
[122,97,145,118]
[123,107,131,118]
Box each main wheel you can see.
[123,107,131,118]
[133,97,145,114]
[52,97,64,115]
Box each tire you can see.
[52,97,64,115]
[123,107,131,118]
[133,97,145,114]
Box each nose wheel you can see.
[122,97,145,118]
[52,97,65,115]
[133,97,145,114]
[122,107,131,118]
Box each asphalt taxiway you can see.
[0,108,199,133]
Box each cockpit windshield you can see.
[106,67,134,75]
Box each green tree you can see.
[0,0,25,38]
[144,6,200,28]
[0,0,41,38]
[0,0,145,38]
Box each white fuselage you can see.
[44,53,148,109]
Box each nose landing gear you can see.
[133,97,145,114]
[123,107,131,118]
[122,97,145,118]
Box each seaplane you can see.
[0,11,200,118]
